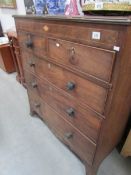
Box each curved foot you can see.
[30,109,36,116]
[85,164,98,175]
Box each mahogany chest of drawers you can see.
[14,15,131,175]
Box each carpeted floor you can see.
[0,68,130,175]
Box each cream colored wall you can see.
[0,0,83,32]
[0,0,26,32]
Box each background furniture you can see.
[14,15,131,175]
[0,21,15,73]
[7,31,25,86]
[121,130,131,157]
[120,114,131,157]
[0,43,15,73]
[0,21,4,37]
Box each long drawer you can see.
[28,90,96,165]
[16,19,119,49]
[25,70,102,143]
[22,53,108,114]
[48,38,116,82]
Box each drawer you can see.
[48,38,116,82]
[18,31,46,58]
[25,70,102,143]
[16,19,119,49]
[23,55,108,114]
[28,90,96,165]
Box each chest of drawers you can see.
[14,15,131,175]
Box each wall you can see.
[0,0,83,32]
[0,0,26,32]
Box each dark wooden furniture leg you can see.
[7,31,26,87]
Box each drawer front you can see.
[16,19,118,49]
[25,70,102,143]
[23,54,108,114]
[48,38,116,82]
[18,31,46,58]
[28,90,96,165]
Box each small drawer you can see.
[25,71,102,143]
[18,31,46,58]
[28,90,96,165]
[24,57,108,114]
[48,38,116,82]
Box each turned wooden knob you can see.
[66,81,76,90]
[26,40,33,48]
[28,60,35,67]
[66,108,75,117]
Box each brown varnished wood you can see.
[14,15,131,175]
[17,20,118,46]
[21,51,105,118]
[0,44,15,73]
[48,38,116,83]
[89,25,131,173]
[18,31,47,58]
[21,49,112,90]
[13,15,131,25]
[15,19,119,50]
[0,50,6,72]
[28,90,97,166]
[28,91,42,117]
[23,54,108,114]
[24,70,102,143]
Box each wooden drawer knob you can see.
[28,60,35,67]
[31,82,37,88]
[26,40,33,48]
[66,81,76,90]
[66,108,75,117]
